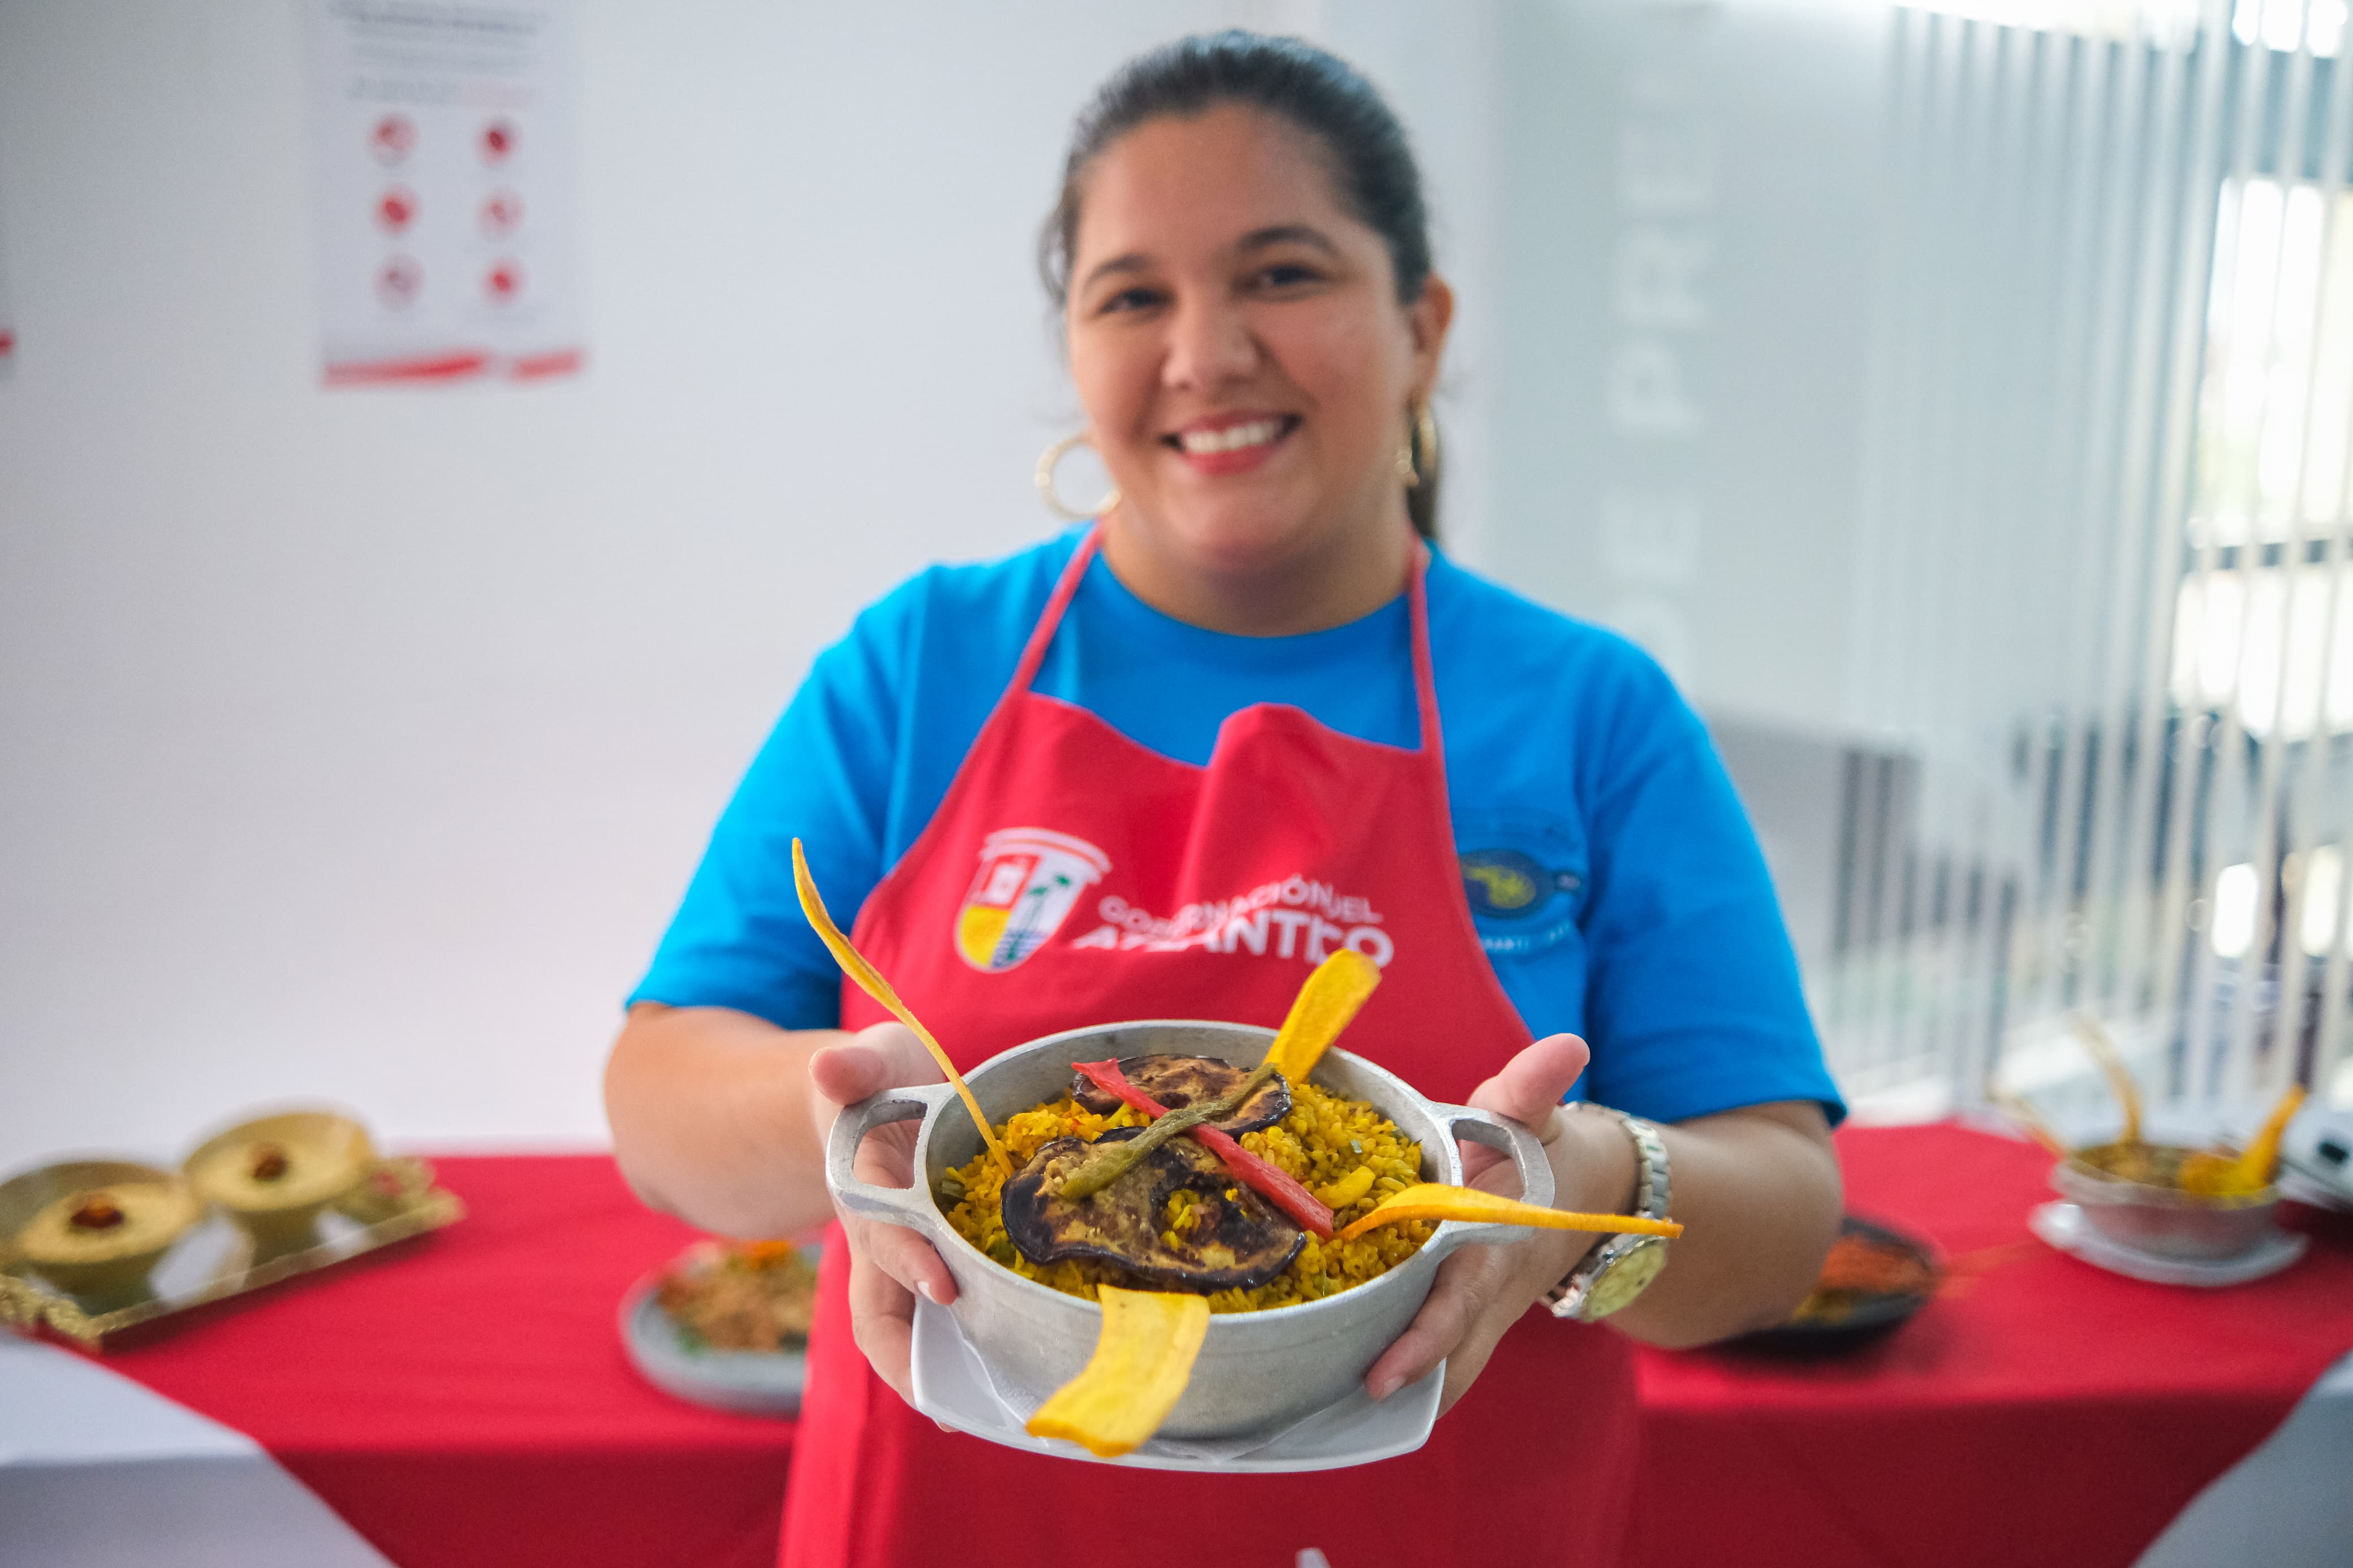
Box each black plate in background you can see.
[1731,1213,1940,1353]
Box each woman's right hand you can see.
[808,1022,959,1402]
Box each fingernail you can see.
[916,1281,940,1304]
[935,1419,956,1434]
[1368,1373,1400,1402]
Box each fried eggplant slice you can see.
[1067,1054,1290,1134]
[1001,1128,1305,1291]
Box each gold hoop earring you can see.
[1036,432,1122,522]
[1399,405,1440,489]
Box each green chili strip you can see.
[1059,1062,1281,1200]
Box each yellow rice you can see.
[937,1079,1433,1312]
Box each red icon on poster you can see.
[377,256,423,308]
[479,119,517,165]
[370,114,416,166]
[375,186,417,235]
[479,189,523,238]
[484,260,524,303]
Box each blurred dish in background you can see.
[184,1110,376,1254]
[2048,1154,2287,1263]
[1,1108,462,1347]
[6,1161,202,1302]
[1739,1215,1940,1350]
[1994,1016,2310,1272]
[655,1239,817,1351]
[620,1239,819,1416]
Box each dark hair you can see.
[1041,31,1442,541]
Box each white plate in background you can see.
[2029,1202,2308,1288]
[616,1247,817,1418]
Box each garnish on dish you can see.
[1025,1286,1209,1458]
[69,1194,128,1231]
[1067,1053,1291,1135]
[654,1239,818,1353]
[2001,1014,2308,1199]
[1003,1125,1306,1290]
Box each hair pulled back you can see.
[1041,31,1442,541]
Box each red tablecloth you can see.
[1634,1124,2353,1568]
[64,1129,2353,1568]
[97,1156,795,1568]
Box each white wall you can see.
[0,0,1521,1164]
[1484,0,1891,733]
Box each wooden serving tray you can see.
[0,1156,463,1347]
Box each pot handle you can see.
[825,1082,961,1232]
[1420,1103,1557,1255]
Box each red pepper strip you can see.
[1072,1059,1334,1240]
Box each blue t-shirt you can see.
[631,529,1842,1127]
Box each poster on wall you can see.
[305,0,582,386]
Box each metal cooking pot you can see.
[826,1018,1550,1440]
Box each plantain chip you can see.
[1335,1183,1684,1245]
[1024,1286,1212,1458]
[792,839,1012,1177]
[1264,949,1381,1082]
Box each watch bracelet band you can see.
[1544,1103,1670,1318]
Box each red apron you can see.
[782,532,1639,1568]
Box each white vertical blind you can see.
[1831,0,2353,1113]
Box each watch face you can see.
[1583,1238,1669,1319]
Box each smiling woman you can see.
[605,29,1844,1568]
[1042,41,1441,495]
[1061,105,1447,636]
[1041,48,1451,635]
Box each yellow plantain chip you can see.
[2180,1085,2307,1195]
[2177,1150,2240,1195]
[2229,1083,2306,1192]
[1334,1183,1684,1245]
[792,839,1012,1178]
[1025,1286,1212,1458]
[1264,949,1381,1083]
[2070,1013,2144,1147]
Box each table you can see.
[1631,1124,2353,1568]
[3,1129,2348,1568]
[3,1157,796,1568]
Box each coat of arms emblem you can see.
[954,828,1110,972]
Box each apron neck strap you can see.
[1006,528,1102,696]
[1406,541,1443,759]
[1011,528,1443,759]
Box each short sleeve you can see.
[1577,665,1845,1128]
[625,599,912,1030]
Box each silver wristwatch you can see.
[1544,1104,1672,1322]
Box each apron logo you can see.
[1460,848,1571,918]
[1457,838,1585,957]
[955,828,1111,973]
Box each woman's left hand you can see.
[1361,1031,1628,1413]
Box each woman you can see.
[607,32,1843,1568]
